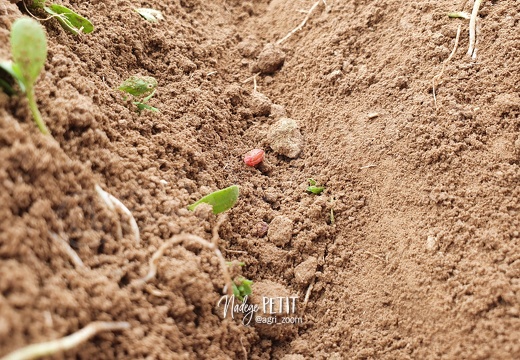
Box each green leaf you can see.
[307,179,325,194]
[232,277,253,301]
[10,17,47,87]
[0,78,14,96]
[187,185,239,214]
[134,102,159,112]
[0,61,25,93]
[118,75,157,97]
[135,8,164,22]
[307,186,325,195]
[44,5,94,35]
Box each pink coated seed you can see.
[244,149,265,167]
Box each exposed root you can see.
[276,0,325,45]
[130,234,233,295]
[95,185,140,245]
[212,214,228,245]
[467,0,483,58]
[242,72,260,84]
[302,276,315,311]
[49,232,86,270]
[432,24,462,108]
[0,321,130,360]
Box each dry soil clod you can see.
[267,118,303,158]
[253,44,286,75]
[0,321,130,360]
[267,215,293,246]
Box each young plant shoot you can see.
[232,276,253,302]
[0,17,49,134]
[187,185,240,214]
[118,75,159,112]
[307,179,325,195]
[29,0,94,35]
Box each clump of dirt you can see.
[1,0,520,359]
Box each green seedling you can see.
[232,276,253,302]
[118,75,159,112]
[447,11,470,19]
[135,8,164,22]
[0,17,49,134]
[29,0,94,35]
[307,178,325,195]
[187,185,240,214]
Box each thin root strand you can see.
[0,321,130,360]
[95,185,140,245]
[131,234,233,295]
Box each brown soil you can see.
[1,0,520,359]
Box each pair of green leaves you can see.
[307,179,325,195]
[118,75,159,112]
[232,276,253,302]
[31,1,93,35]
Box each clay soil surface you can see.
[1,0,520,359]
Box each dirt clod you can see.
[267,215,293,246]
[267,118,303,158]
[294,256,317,285]
[250,91,272,117]
[253,43,286,74]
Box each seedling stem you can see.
[26,87,49,135]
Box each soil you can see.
[1,0,520,359]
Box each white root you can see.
[0,321,130,360]
[95,185,140,245]
[49,232,86,270]
[433,24,462,108]
[130,234,233,295]
[302,276,316,311]
[467,0,483,58]
[276,0,325,45]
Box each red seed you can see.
[243,149,265,166]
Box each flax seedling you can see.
[27,0,94,35]
[232,276,253,302]
[118,75,159,112]
[307,179,325,195]
[0,17,49,134]
[188,185,240,214]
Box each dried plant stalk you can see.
[0,321,130,360]
[131,234,233,295]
